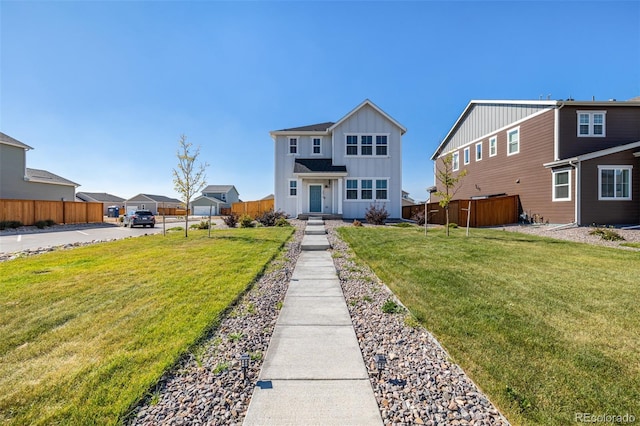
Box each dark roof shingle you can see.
[277,122,334,132]
[26,168,79,186]
[293,159,347,174]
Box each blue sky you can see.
[2,1,639,203]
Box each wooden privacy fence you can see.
[231,199,275,217]
[157,207,188,216]
[0,199,103,225]
[402,195,520,227]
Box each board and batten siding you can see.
[332,103,402,218]
[443,103,554,153]
[434,109,576,224]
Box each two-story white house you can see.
[270,99,406,219]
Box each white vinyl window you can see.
[577,111,606,137]
[489,136,497,157]
[598,166,632,200]
[288,180,297,197]
[361,179,373,199]
[289,137,298,155]
[552,170,571,201]
[452,152,460,171]
[345,134,390,157]
[507,127,520,156]
[345,178,389,201]
[463,147,470,165]
[312,137,322,155]
[346,179,358,199]
[376,135,388,156]
[375,179,388,200]
[476,142,482,161]
[346,135,358,156]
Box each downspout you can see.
[569,159,580,225]
[554,101,565,161]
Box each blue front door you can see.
[309,185,322,213]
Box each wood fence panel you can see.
[0,199,103,225]
[36,201,63,223]
[231,199,275,218]
[416,195,520,227]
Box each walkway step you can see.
[307,219,324,226]
[300,234,330,251]
[304,226,326,235]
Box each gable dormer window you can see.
[289,137,298,154]
[577,111,606,137]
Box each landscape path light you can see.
[374,353,387,379]
[240,353,250,382]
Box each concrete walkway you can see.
[243,219,382,425]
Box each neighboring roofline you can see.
[25,168,79,187]
[543,140,640,168]
[192,195,225,204]
[269,129,330,138]
[0,132,34,150]
[328,99,407,135]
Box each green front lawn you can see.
[338,226,639,425]
[0,227,293,425]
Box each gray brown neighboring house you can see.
[76,192,126,215]
[431,98,640,226]
[191,185,240,216]
[124,194,183,214]
[0,132,79,201]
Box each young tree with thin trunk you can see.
[172,134,208,237]
[433,153,467,236]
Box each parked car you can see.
[124,210,156,228]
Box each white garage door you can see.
[193,205,216,216]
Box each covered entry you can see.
[293,159,348,217]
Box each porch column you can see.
[296,178,302,217]
[337,177,343,215]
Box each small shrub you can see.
[392,222,413,228]
[168,226,183,231]
[365,203,389,225]
[404,315,421,329]
[0,220,23,230]
[228,332,244,342]
[448,223,458,229]
[589,227,624,241]
[213,362,230,374]
[223,213,238,228]
[45,219,56,226]
[256,209,288,227]
[412,210,425,226]
[275,217,291,227]
[382,298,404,314]
[352,219,362,227]
[34,220,49,229]
[239,214,255,228]
[194,220,210,230]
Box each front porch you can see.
[297,213,344,220]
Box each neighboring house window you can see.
[464,147,470,165]
[507,127,520,155]
[552,170,571,201]
[476,142,482,161]
[599,166,632,200]
[346,135,358,155]
[220,194,226,201]
[361,179,373,199]
[312,137,322,155]
[489,136,497,157]
[289,180,297,197]
[376,135,388,156]
[376,179,388,200]
[361,135,373,155]
[346,179,358,199]
[289,137,298,154]
[577,111,606,137]
[452,152,460,171]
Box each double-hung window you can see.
[577,111,606,137]
[346,179,358,199]
[489,136,497,157]
[476,142,482,161]
[376,136,388,155]
[289,180,297,197]
[312,137,321,154]
[599,166,632,200]
[361,179,373,199]
[452,152,460,171]
[552,170,571,201]
[289,137,298,155]
[463,147,470,165]
[507,127,520,155]
[361,136,373,155]
[376,179,388,200]
[346,135,358,155]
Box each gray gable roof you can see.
[26,168,79,186]
[277,122,335,132]
[294,159,347,173]
[0,132,33,150]
[76,192,125,203]
[202,185,237,193]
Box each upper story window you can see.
[489,136,497,157]
[552,170,571,201]
[452,151,460,171]
[289,137,298,155]
[312,137,322,155]
[476,142,482,161]
[463,147,470,165]
[507,127,520,156]
[577,111,606,137]
[599,166,631,200]
[376,136,388,155]
[345,134,390,157]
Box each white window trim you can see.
[489,136,497,157]
[552,169,571,202]
[577,111,607,137]
[312,136,322,156]
[344,177,390,202]
[288,137,299,156]
[452,151,460,171]
[475,142,482,162]
[344,133,391,157]
[598,165,632,201]
[463,147,470,165]
[507,126,520,156]
[288,179,298,197]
